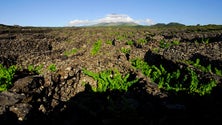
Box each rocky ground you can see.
[0,24,222,125]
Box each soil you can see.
[0,24,222,125]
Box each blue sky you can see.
[0,0,222,26]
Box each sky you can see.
[0,0,222,27]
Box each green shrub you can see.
[91,40,102,55]
[27,64,43,74]
[83,69,138,92]
[201,38,209,44]
[131,58,217,96]
[126,40,134,45]
[64,48,78,57]
[0,64,17,91]
[172,40,180,45]
[185,58,220,74]
[116,35,125,41]
[187,67,216,96]
[105,40,112,45]
[138,38,147,45]
[159,40,171,48]
[48,64,57,72]
[120,47,131,54]
[215,67,222,76]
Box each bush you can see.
[131,58,217,96]
[91,40,102,55]
[83,68,138,92]
[0,64,17,91]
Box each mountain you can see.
[151,23,166,27]
[91,22,140,27]
[151,22,186,27]
[167,22,186,26]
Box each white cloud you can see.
[68,14,155,26]
[97,14,134,23]
[68,20,90,26]
[145,19,155,25]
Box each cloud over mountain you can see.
[68,14,155,26]
[97,14,134,23]
[68,20,90,26]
